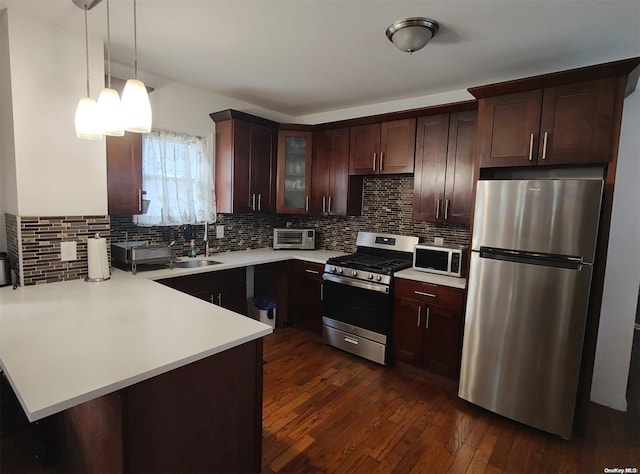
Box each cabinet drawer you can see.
[394,278,465,310]
[295,261,324,277]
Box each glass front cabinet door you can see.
[276,130,313,214]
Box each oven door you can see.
[322,277,393,337]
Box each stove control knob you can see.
[351,270,357,276]
[375,275,382,281]
[337,267,343,274]
[367,274,373,280]
[330,266,336,273]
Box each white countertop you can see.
[0,248,343,422]
[395,268,467,289]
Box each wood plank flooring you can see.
[262,327,640,474]
[2,326,638,473]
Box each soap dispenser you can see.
[189,239,197,258]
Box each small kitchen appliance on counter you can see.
[322,231,418,365]
[413,243,467,277]
[111,241,174,274]
[273,228,315,250]
[0,252,11,287]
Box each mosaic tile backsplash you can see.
[111,176,469,255]
[20,216,110,286]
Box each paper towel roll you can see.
[86,235,111,281]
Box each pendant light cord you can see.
[106,0,111,88]
[84,9,90,97]
[133,0,138,80]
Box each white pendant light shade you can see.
[121,79,152,133]
[97,87,124,136]
[75,96,104,140]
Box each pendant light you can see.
[74,6,104,140]
[121,0,152,133]
[97,0,124,136]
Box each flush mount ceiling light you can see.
[386,17,439,54]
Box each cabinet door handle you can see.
[257,194,262,211]
[425,307,430,329]
[444,199,450,221]
[305,195,310,212]
[373,153,377,171]
[322,196,326,213]
[414,290,436,298]
[217,293,222,306]
[320,283,323,302]
[435,198,441,220]
[417,305,421,327]
[528,133,535,161]
[251,194,256,211]
[328,196,332,214]
[137,189,142,212]
[541,132,549,160]
[344,337,359,345]
[379,152,384,171]
[209,294,215,304]
[305,269,319,275]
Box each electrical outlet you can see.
[60,241,78,261]
[434,237,444,246]
[216,225,224,238]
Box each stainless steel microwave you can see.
[413,244,467,277]
[273,228,316,250]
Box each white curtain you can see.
[134,129,216,226]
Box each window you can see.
[134,129,216,226]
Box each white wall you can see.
[5,8,107,216]
[0,9,16,251]
[590,90,640,410]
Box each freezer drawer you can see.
[458,252,593,439]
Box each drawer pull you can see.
[414,291,436,298]
[344,337,359,345]
[304,269,319,275]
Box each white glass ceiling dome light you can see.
[97,0,124,136]
[386,17,439,54]
[121,0,152,133]
[74,3,104,140]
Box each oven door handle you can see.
[322,273,389,294]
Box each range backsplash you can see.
[111,176,469,256]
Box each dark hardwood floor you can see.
[262,327,640,474]
[2,326,638,473]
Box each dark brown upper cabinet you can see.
[413,111,476,224]
[107,132,143,215]
[349,119,416,175]
[276,130,313,214]
[476,77,617,167]
[312,127,362,216]
[210,110,278,214]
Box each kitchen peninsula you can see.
[0,267,272,473]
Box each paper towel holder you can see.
[85,233,111,283]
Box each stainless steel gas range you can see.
[322,231,419,365]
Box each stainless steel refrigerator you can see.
[458,178,604,439]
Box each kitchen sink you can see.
[172,259,222,268]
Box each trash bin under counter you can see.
[248,296,276,329]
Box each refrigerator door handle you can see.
[479,247,584,270]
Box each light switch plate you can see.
[216,225,224,238]
[60,241,77,261]
[434,237,444,246]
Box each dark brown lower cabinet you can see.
[392,278,465,377]
[288,260,324,334]
[158,267,247,315]
[54,339,263,473]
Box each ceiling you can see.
[3,0,640,118]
